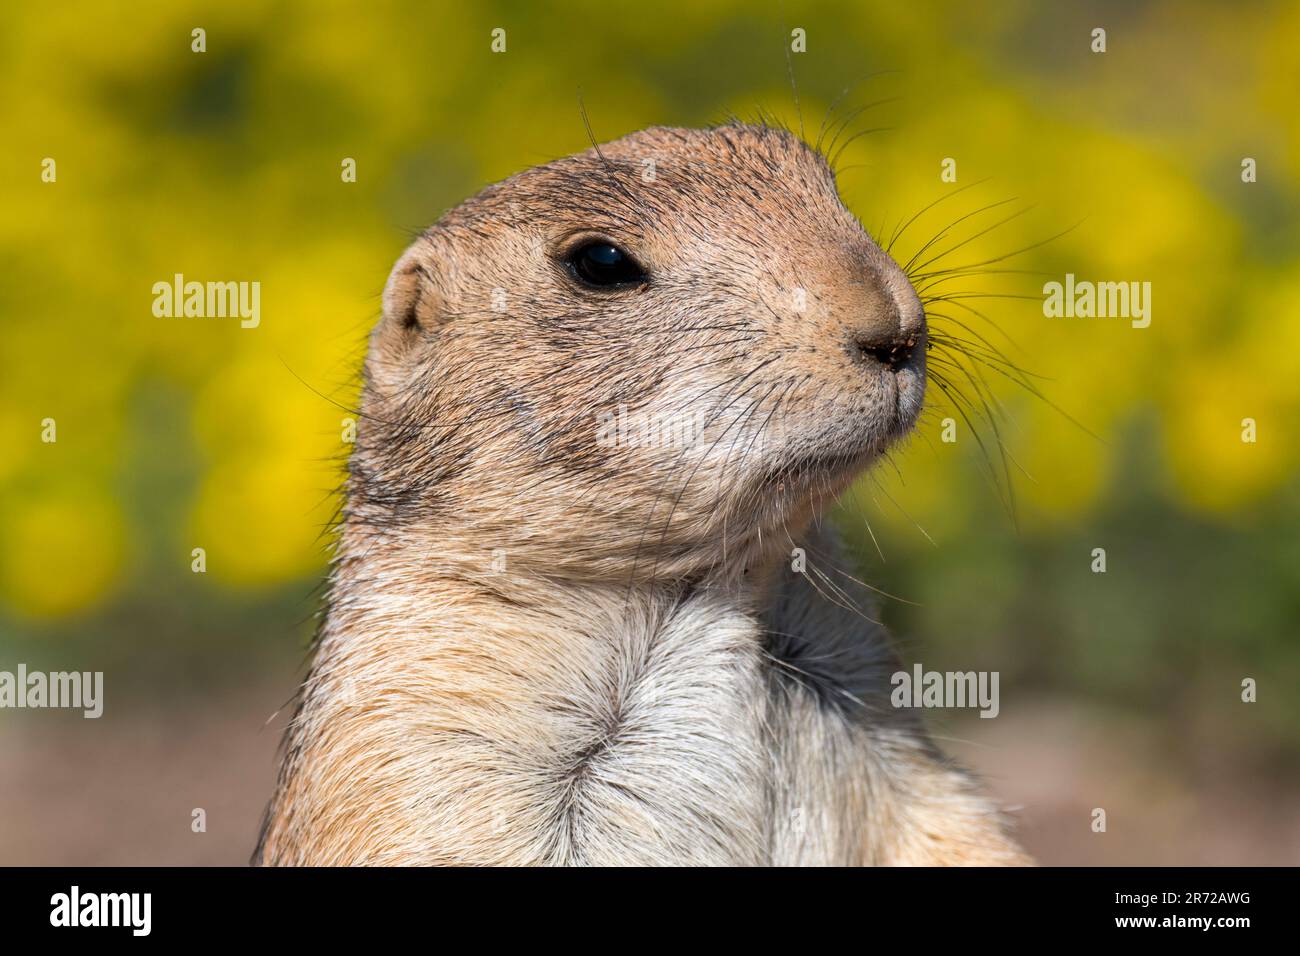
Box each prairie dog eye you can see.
[566,241,647,288]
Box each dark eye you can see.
[566,241,647,288]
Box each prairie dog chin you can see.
[257,123,1029,866]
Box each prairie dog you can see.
[257,124,1029,865]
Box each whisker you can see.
[906,203,1032,276]
[885,177,994,255]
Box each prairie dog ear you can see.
[381,238,444,338]
[369,239,446,395]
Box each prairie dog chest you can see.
[538,590,771,864]
[551,584,873,865]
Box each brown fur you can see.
[257,124,1030,866]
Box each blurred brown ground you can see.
[1,665,1296,865]
[948,705,1300,865]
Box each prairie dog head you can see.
[358,124,925,581]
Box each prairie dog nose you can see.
[854,332,920,370]
[848,263,926,370]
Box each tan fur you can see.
[257,125,1030,866]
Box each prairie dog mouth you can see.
[758,360,926,500]
[889,362,926,429]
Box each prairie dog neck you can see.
[260,523,786,865]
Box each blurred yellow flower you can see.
[0,489,125,618]
[1,0,1297,622]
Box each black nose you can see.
[854,333,920,371]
